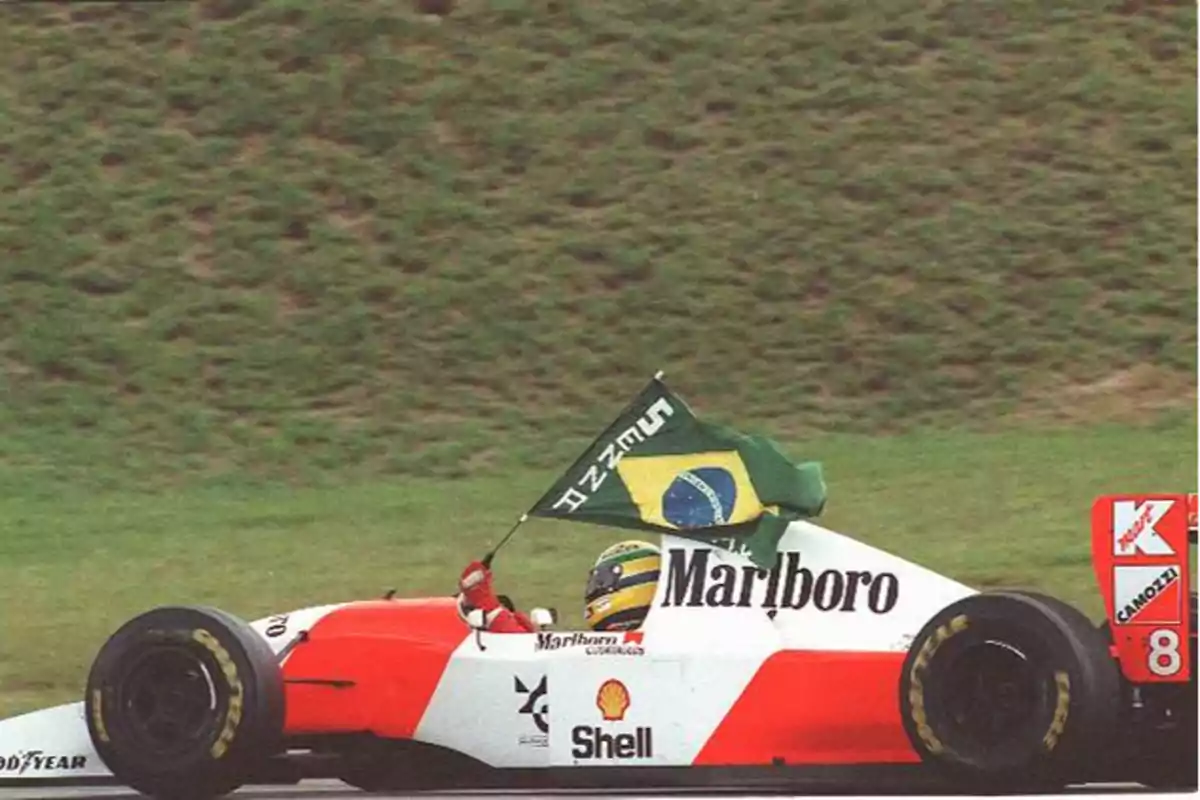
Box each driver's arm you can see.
[457,561,536,633]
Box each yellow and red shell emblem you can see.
[596,678,630,721]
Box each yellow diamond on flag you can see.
[615,451,765,530]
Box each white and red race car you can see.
[0,493,1194,798]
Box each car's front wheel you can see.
[85,605,285,800]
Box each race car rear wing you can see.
[1091,493,1195,685]
[1189,492,1197,543]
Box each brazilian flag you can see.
[528,376,826,569]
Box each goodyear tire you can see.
[84,606,285,800]
[899,590,1120,789]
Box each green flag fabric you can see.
[528,377,826,569]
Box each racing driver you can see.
[455,540,661,633]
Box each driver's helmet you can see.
[584,540,661,632]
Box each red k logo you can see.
[1112,499,1175,557]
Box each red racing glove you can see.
[456,561,536,633]
[459,560,501,612]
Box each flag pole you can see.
[481,514,527,568]
[480,369,666,569]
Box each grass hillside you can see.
[0,0,1195,489]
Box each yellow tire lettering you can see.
[907,614,970,756]
[192,629,245,760]
[1041,671,1070,751]
[91,689,110,743]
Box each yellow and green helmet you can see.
[584,540,661,632]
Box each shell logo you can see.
[596,678,630,721]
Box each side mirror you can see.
[529,607,557,629]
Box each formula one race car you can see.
[0,493,1194,798]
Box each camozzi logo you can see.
[1113,565,1182,625]
[1112,499,1176,557]
[535,631,645,655]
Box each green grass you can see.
[1,421,1195,719]
[0,0,1195,486]
[0,1,1195,720]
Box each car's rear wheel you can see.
[899,590,1120,790]
[85,606,285,800]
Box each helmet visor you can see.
[585,562,623,603]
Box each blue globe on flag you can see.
[661,467,738,529]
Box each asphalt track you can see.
[0,780,1158,800]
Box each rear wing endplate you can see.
[1091,493,1194,684]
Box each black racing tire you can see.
[899,590,1120,790]
[84,606,285,800]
